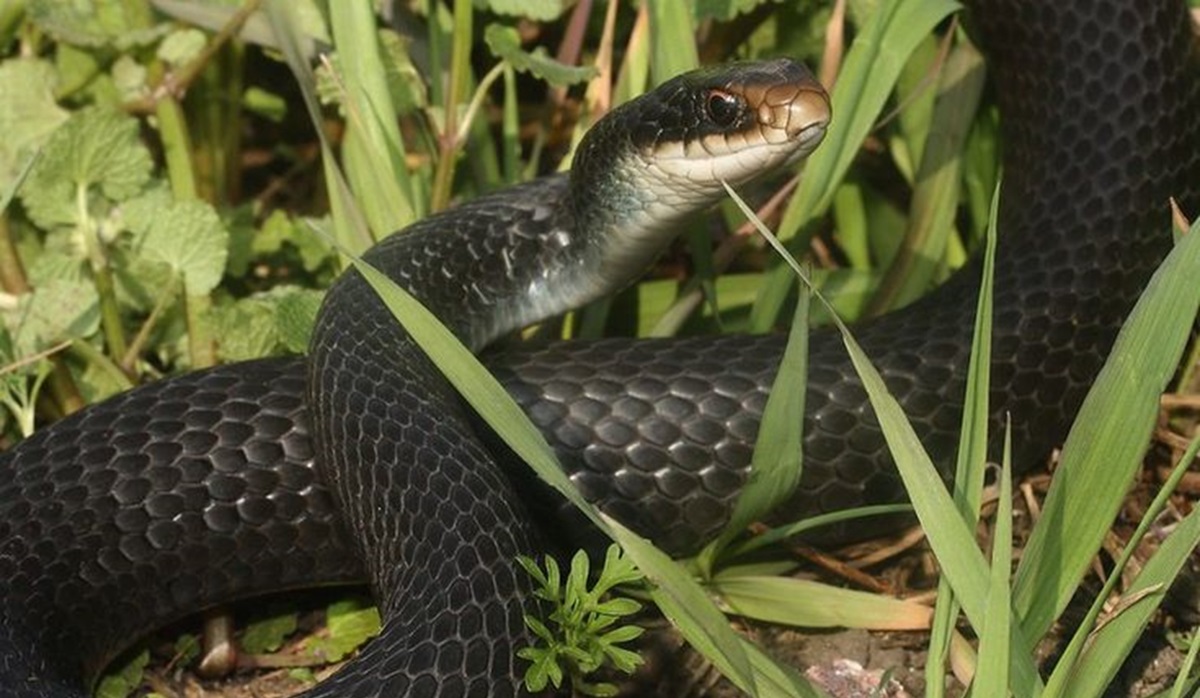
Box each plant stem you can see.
[151,57,218,369]
[429,0,472,212]
[77,184,129,366]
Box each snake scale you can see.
[3,1,1200,696]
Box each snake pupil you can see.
[705,89,742,127]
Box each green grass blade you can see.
[706,282,809,564]
[712,573,932,631]
[1063,503,1200,698]
[264,0,373,258]
[330,0,420,235]
[646,2,697,82]
[1048,433,1200,697]
[839,299,1043,694]
[1013,217,1200,638]
[728,503,913,558]
[866,36,984,315]
[1169,618,1200,698]
[728,180,1045,694]
[751,0,959,332]
[927,178,1001,696]
[972,422,1013,697]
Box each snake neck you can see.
[361,109,741,352]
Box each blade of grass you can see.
[866,35,984,316]
[1168,620,1200,698]
[926,178,1001,696]
[725,180,1045,694]
[750,0,960,332]
[1013,217,1200,639]
[728,503,913,559]
[972,421,1013,697]
[712,573,933,630]
[700,282,809,573]
[329,0,419,235]
[1047,433,1200,697]
[346,220,820,697]
[264,0,373,259]
[429,0,472,212]
[646,2,697,83]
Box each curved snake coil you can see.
[3,1,1200,696]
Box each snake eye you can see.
[705,90,742,128]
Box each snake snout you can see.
[748,72,831,154]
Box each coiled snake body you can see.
[2,2,1200,696]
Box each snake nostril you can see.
[788,90,832,136]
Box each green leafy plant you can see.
[516,545,646,697]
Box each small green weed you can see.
[516,544,646,697]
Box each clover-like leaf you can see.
[20,107,153,229]
[0,58,69,193]
[484,25,596,87]
[27,0,162,48]
[132,198,229,296]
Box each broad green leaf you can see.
[276,288,324,354]
[484,25,596,86]
[0,59,68,191]
[27,0,159,48]
[111,55,149,103]
[156,27,206,67]
[6,279,100,357]
[132,198,229,296]
[20,107,153,229]
[212,296,277,362]
[1013,217,1200,638]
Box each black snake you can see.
[2,1,1200,696]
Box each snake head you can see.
[569,58,830,236]
[635,58,832,183]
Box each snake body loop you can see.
[2,2,1200,696]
